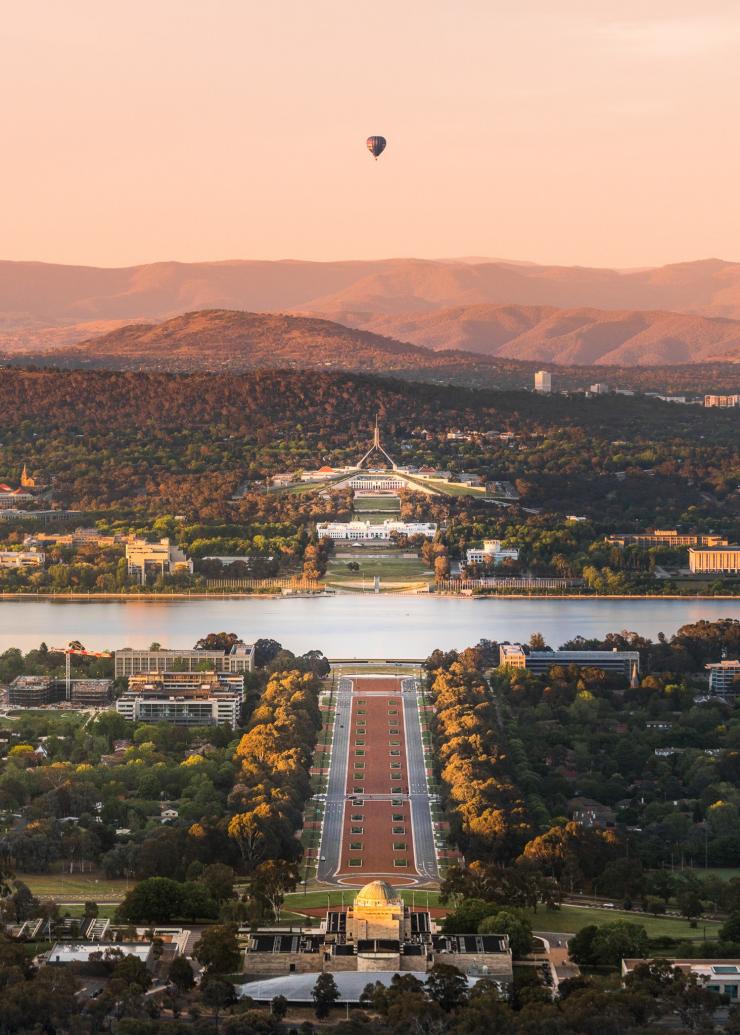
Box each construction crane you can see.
[49,642,113,700]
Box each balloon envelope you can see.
[366,136,387,159]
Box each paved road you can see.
[316,675,353,882]
[402,677,439,883]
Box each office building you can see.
[534,370,552,393]
[465,540,519,566]
[114,642,254,677]
[125,537,193,584]
[115,671,244,729]
[688,545,740,574]
[706,660,740,695]
[589,383,610,395]
[499,643,640,681]
[607,530,728,549]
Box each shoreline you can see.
[0,591,739,602]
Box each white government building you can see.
[317,519,437,541]
[465,539,519,565]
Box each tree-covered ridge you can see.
[0,367,737,594]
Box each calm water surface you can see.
[0,596,738,656]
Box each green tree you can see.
[169,954,195,991]
[312,972,340,1018]
[479,909,532,958]
[425,963,469,1011]
[111,952,152,991]
[200,975,237,1028]
[193,924,241,975]
[117,877,183,923]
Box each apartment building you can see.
[688,545,740,574]
[115,671,244,729]
[499,643,640,681]
[114,642,254,677]
[706,660,740,695]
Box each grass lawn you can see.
[525,904,722,940]
[20,874,131,901]
[701,867,740,881]
[284,889,443,910]
[326,553,431,586]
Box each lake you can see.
[0,596,738,656]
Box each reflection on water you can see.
[1,596,738,656]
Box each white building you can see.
[706,660,740,695]
[348,474,407,490]
[317,519,437,541]
[534,370,552,393]
[465,540,519,566]
[622,958,740,1001]
[589,383,610,395]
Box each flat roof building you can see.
[8,677,113,708]
[704,395,739,408]
[622,958,740,1001]
[317,519,437,541]
[125,537,193,584]
[500,643,640,681]
[116,670,244,729]
[534,370,552,393]
[706,660,740,695]
[114,642,254,677]
[689,545,740,574]
[465,540,519,566]
[607,530,728,549]
[0,549,45,569]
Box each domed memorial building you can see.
[239,880,513,1003]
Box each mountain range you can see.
[2,256,740,365]
[9,309,739,397]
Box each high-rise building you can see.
[534,370,552,393]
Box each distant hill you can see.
[8,308,740,396]
[5,256,740,358]
[349,304,740,365]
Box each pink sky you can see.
[2,0,739,268]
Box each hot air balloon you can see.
[366,136,387,160]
